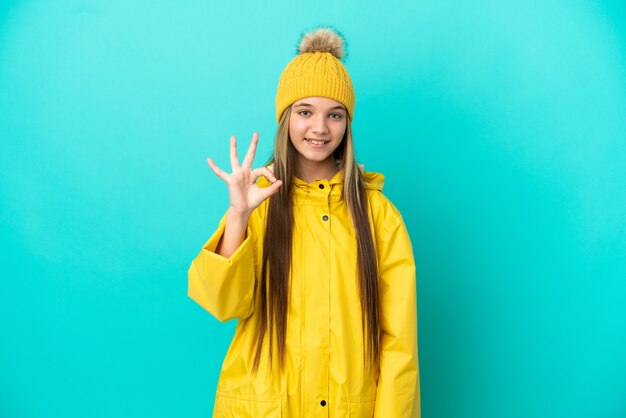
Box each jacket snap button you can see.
[322,215,329,221]
[320,400,327,406]
[319,184,325,189]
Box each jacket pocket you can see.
[215,390,283,417]
[347,394,376,418]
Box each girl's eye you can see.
[297,110,344,119]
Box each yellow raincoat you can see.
[188,167,420,417]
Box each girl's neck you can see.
[295,157,339,183]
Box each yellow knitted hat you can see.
[275,26,355,123]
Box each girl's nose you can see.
[312,114,329,134]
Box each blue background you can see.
[1,1,625,417]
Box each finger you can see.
[207,157,229,182]
[255,166,278,183]
[261,179,283,199]
[241,131,259,170]
[230,136,240,170]
[249,167,259,184]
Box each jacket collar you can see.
[258,161,385,192]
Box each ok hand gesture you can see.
[207,132,283,219]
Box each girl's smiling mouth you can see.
[305,138,330,146]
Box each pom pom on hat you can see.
[297,27,347,61]
[275,25,355,123]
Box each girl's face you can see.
[288,96,347,165]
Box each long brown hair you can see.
[251,104,380,375]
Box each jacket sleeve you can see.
[187,210,257,322]
[373,213,421,418]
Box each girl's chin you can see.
[303,156,330,163]
[297,151,334,163]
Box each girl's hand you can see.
[207,132,283,219]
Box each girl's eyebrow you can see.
[294,103,346,111]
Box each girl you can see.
[188,26,420,417]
